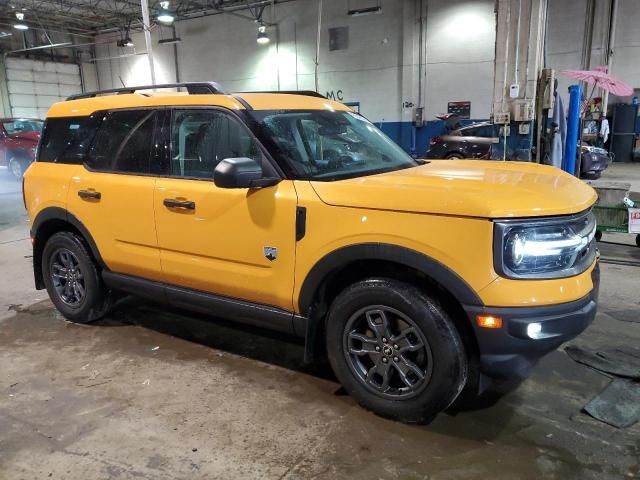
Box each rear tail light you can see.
[430,136,443,145]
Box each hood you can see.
[310,160,597,219]
[9,131,40,142]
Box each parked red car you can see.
[0,118,43,180]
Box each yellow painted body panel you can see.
[235,93,350,111]
[46,92,348,118]
[66,166,163,281]
[154,178,298,310]
[311,161,597,218]
[24,162,75,221]
[293,180,596,311]
[477,262,597,307]
[292,181,497,312]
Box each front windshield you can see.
[250,110,419,181]
[3,119,44,134]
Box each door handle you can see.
[78,190,101,200]
[163,198,195,210]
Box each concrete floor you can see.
[1,164,640,479]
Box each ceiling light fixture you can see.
[117,36,134,47]
[157,1,175,24]
[256,24,269,44]
[14,12,28,30]
[158,37,182,45]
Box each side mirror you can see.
[214,157,280,189]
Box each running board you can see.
[102,271,303,336]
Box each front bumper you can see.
[464,262,600,380]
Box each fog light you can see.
[477,315,503,329]
[527,322,543,339]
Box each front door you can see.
[66,109,164,281]
[153,108,298,311]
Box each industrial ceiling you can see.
[0,0,287,38]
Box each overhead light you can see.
[157,1,175,24]
[257,24,269,44]
[14,12,28,30]
[117,36,134,47]
[348,6,381,16]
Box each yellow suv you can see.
[24,82,599,423]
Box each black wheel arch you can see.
[31,207,106,289]
[298,243,483,363]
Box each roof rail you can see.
[238,90,326,99]
[67,82,227,101]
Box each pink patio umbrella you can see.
[559,66,634,176]
[560,65,634,100]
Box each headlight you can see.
[494,210,597,279]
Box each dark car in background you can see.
[580,144,612,179]
[425,122,498,160]
[425,121,611,179]
[0,118,43,180]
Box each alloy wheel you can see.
[50,248,86,306]
[343,305,433,399]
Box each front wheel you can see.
[325,278,467,423]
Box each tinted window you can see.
[38,116,98,164]
[170,110,265,179]
[461,125,495,137]
[86,110,156,174]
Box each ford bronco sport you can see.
[24,82,599,423]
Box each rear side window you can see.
[86,110,157,174]
[38,117,98,164]
[461,125,495,138]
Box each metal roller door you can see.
[5,57,82,119]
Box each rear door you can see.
[66,109,165,281]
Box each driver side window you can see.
[170,110,266,179]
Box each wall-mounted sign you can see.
[326,90,344,101]
[447,101,471,119]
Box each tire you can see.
[445,153,464,160]
[325,278,467,423]
[42,231,111,323]
[8,156,27,180]
[595,230,602,242]
[636,234,640,248]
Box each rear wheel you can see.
[42,231,111,323]
[325,278,467,423]
[445,153,464,159]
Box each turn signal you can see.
[476,315,503,329]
